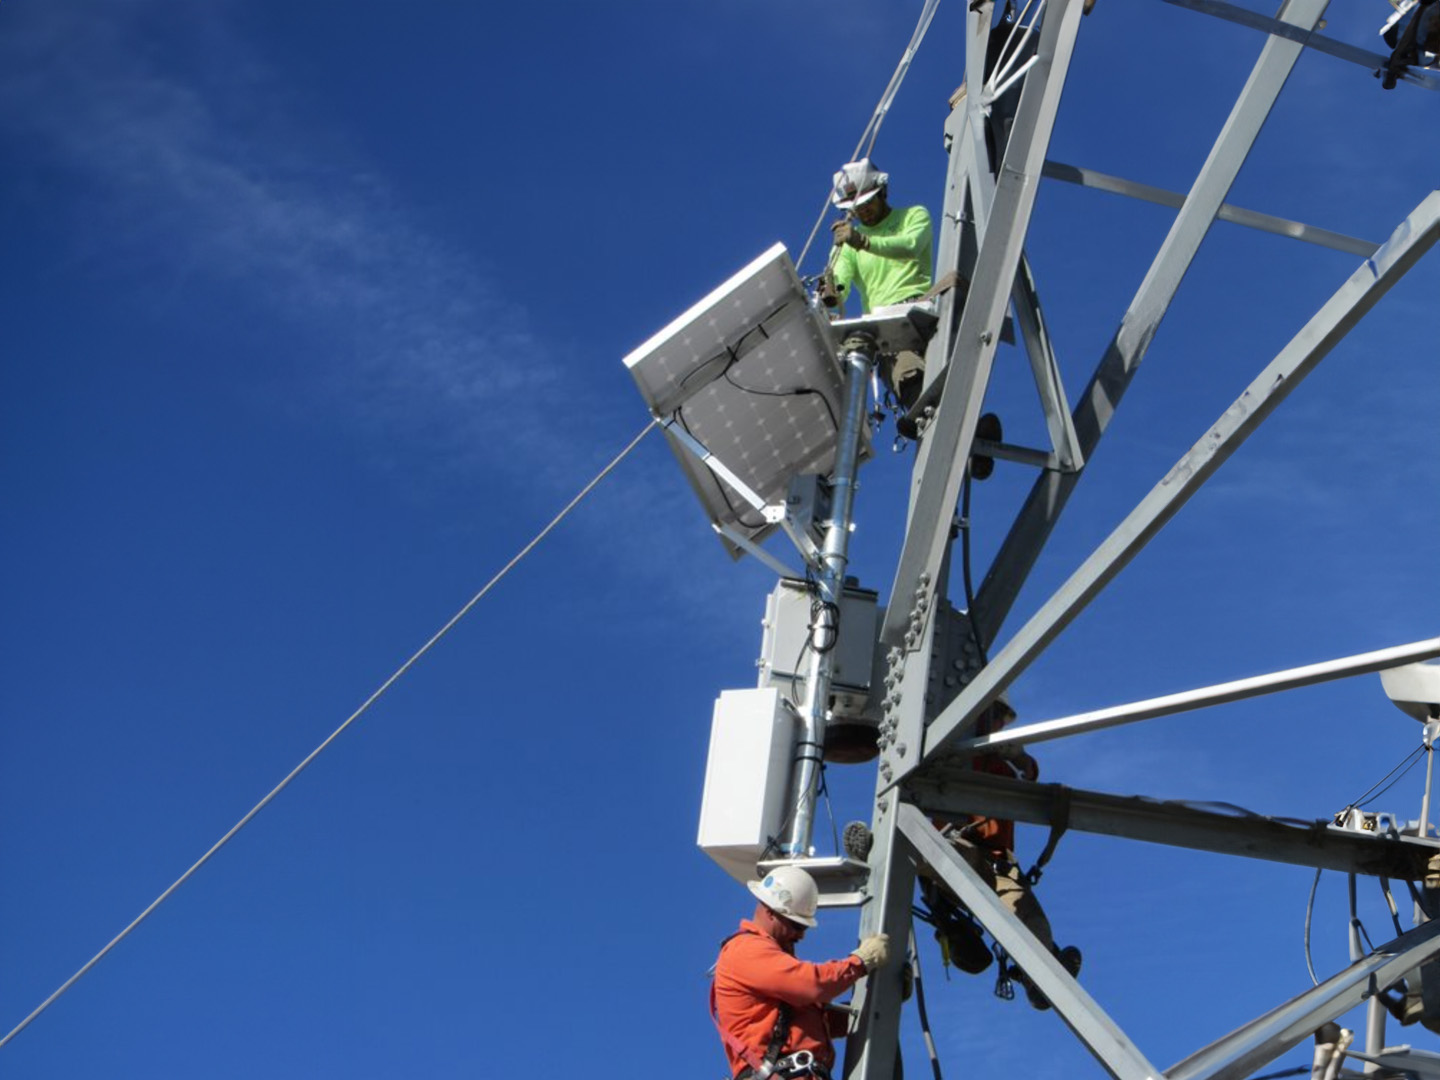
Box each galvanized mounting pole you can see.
[782,337,875,856]
[1364,998,1387,1076]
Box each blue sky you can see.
[2,1,1437,1076]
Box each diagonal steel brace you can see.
[915,189,1440,774]
[898,803,1164,1080]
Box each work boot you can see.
[1056,944,1082,979]
[843,821,873,861]
[935,909,992,975]
[895,409,922,442]
[1010,944,1081,1011]
[970,412,1002,480]
[1009,964,1051,1010]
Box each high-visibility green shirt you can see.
[832,204,934,314]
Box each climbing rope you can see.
[0,419,657,1050]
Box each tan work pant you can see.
[950,838,1055,951]
[881,350,926,410]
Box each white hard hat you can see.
[831,159,889,210]
[747,866,820,927]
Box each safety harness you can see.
[710,932,828,1080]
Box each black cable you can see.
[1338,744,1427,817]
[817,763,840,857]
[674,407,770,531]
[722,362,841,436]
[909,929,945,1080]
[1380,876,1406,938]
[1357,918,1377,954]
[717,308,842,435]
[675,314,846,536]
[1251,1067,1310,1080]
[757,701,806,864]
[1304,867,1321,987]
[810,590,841,656]
[788,631,811,710]
[1361,745,1429,807]
[1405,875,1437,922]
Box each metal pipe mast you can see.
[784,339,877,855]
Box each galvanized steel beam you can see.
[1041,160,1379,258]
[897,804,1164,1080]
[905,768,1440,879]
[916,189,1440,772]
[881,0,1084,649]
[956,637,1440,753]
[1160,0,1440,91]
[970,0,1332,649]
[1165,918,1440,1080]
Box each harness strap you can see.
[918,271,967,305]
[1026,785,1071,886]
[711,932,795,1080]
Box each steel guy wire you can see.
[0,418,657,1050]
[794,0,942,272]
[1339,743,1427,817]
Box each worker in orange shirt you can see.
[712,866,889,1079]
[922,697,1081,1009]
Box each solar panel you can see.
[624,243,860,557]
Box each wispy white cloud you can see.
[1200,362,1438,521]
[0,0,764,621]
[0,1,559,463]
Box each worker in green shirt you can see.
[820,159,934,412]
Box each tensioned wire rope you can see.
[794,0,942,273]
[5,1,951,1051]
[0,419,656,1050]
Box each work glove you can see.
[816,270,840,309]
[851,933,890,971]
[831,220,868,251]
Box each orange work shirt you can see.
[712,920,865,1077]
[965,749,1039,854]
